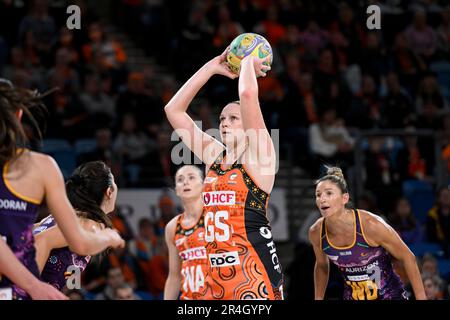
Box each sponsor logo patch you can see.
[203,191,235,206]
[209,251,240,267]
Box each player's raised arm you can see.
[164,49,236,166]
[238,55,276,175]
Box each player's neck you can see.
[182,196,203,221]
[225,140,247,165]
[326,208,353,235]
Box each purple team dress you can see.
[33,215,90,290]
[0,162,40,299]
[321,209,407,300]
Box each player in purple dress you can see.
[309,166,426,300]
[0,80,124,299]
[33,161,118,291]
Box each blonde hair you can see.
[315,165,349,194]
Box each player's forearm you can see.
[314,263,329,300]
[164,275,182,300]
[403,255,427,300]
[0,239,41,294]
[69,228,114,256]
[238,57,258,100]
[165,65,214,116]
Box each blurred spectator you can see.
[82,22,127,71]
[277,25,302,60]
[116,72,164,133]
[18,0,56,66]
[426,187,450,255]
[436,6,450,58]
[337,2,365,66]
[286,242,315,300]
[313,48,338,103]
[113,113,154,164]
[45,90,89,143]
[95,267,126,300]
[327,21,350,71]
[389,197,423,245]
[21,30,42,67]
[138,131,176,187]
[194,100,218,132]
[77,128,121,179]
[356,191,379,213]
[422,253,440,276]
[300,20,327,56]
[396,129,428,181]
[111,211,135,242]
[46,47,80,92]
[257,72,285,129]
[416,73,447,113]
[63,288,86,300]
[381,72,414,128]
[0,0,24,47]
[422,273,444,300]
[404,8,438,62]
[440,113,450,172]
[309,108,354,173]
[114,282,141,300]
[145,237,168,298]
[1,46,43,89]
[415,101,441,174]
[360,32,388,85]
[213,5,244,49]
[390,32,426,94]
[80,73,116,128]
[254,5,286,47]
[52,27,80,66]
[175,3,214,78]
[104,246,145,291]
[313,48,351,118]
[129,218,157,262]
[346,74,381,129]
[364,137,401,212]
[421,252,448,298]
[157,188,177,233]
[278,56,312,128]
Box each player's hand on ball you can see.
[242,55,272,77]
[206,47,238,80]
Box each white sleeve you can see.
[309,124,337,157]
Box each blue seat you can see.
[440,85,450,104]
[41,139,71,153]
[409,242,444,258]
[83,292,97,300]
[125,164,141,185]
[430,61,450,88]
[52,150,77,178]
[74,139,97,155]
[438,259,450,281]
[135,291,156,300]
[402,180,435,223]
[41,140,76,178]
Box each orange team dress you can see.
[201,151,284,300]
[174,213,212,300]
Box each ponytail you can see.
[0,80,50,166]
[66,161,114,229]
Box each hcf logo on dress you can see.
[203,191,235,206]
